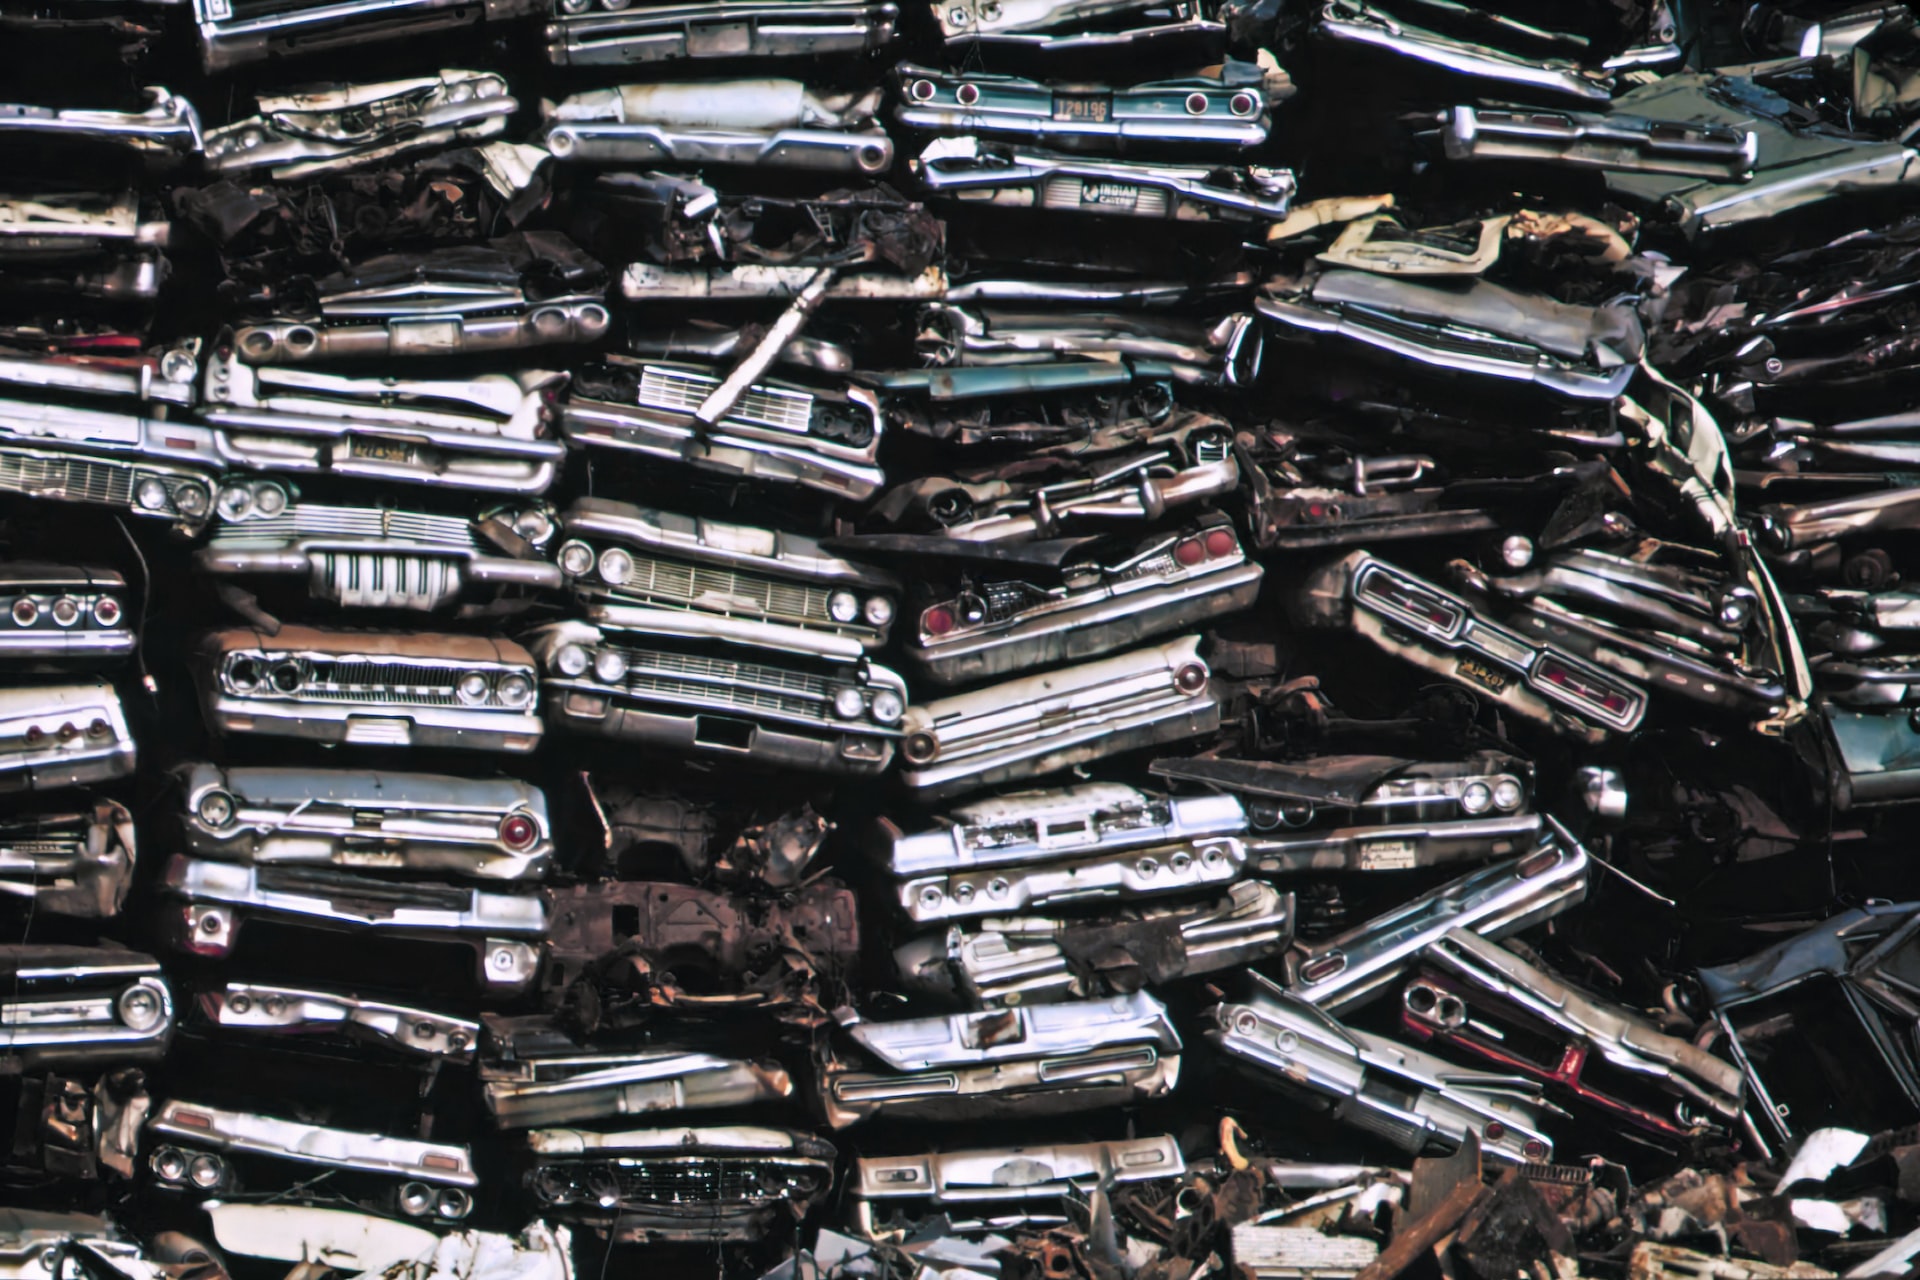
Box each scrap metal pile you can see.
[19,2,1920,1280]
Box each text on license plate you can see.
[1053,95,1111,122]
[349,437,417,464]
[1454,656,1512,695]
[1357,839,1417,871]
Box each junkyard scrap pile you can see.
[20,2,1920,1280]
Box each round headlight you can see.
[1499,534,1535,570]
[1461,781,1494,814]
[215,485,253,521]
[457,672,492,705]
[226,656,261,691]
[497,673,534,707]
[189,1154,224,1189]
[593,649,629,683]
[828,590,859,622]
[560,0,591,12]
[255,484,288,517]
[554,645,589,677]
[436,1189,473,1219]
[598,547,633,585]
[269,661,303,694]
[871,689,905,724]
[197,790,236,828]
[559,541,594,577]
[832,687,866,719]
[116,983,164,1032]
[514,509,555,546]
[531,1167,572,1204]
[160,348,197,385]
[175,483,211,518]
[398,1182,435,1216]
[864,596,895,627]
[151,1147,187,1183]
[1492,777,1525,811]
[135,477,170,511]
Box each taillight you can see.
[500,813,539,852]
[922,605,956,637]
[1360,572,1464,633]
[1173,528,1241,567]
[1174,662,1208,695]
[1299,951,1347,984]
[1204,528,1237,557]
[1516,847,1561,878]
[1535,657,1636,720]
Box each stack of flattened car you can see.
[19,1,1920,1279]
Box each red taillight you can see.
[1537,658,1634,719]
[1365,577,1462,631]
[1517,848,1561,878]
[172,1110,212,1130]
[500,814,538,852]
[1300,952,1347,984]
[1174,662,1208,694]
[922,606,956,636]
[1522,1139,1549,1160]
[1484,1121,1506,1141]
[1204,529,1237,557]
[1175,539,1206,566]
[422,1153,463,1172]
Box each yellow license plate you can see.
[1454,656,1512,695]
[349,437,416,464]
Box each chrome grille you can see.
[608,1158,795,1205]
[315,554,464,610]
[0,452,132,508]
[257,659,523,708]
[620,554,839,629]
[619,647,829,722]
[215,506,477,548]
[637,367,816,437]
[254,864,473,911]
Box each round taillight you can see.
[1185,92,1208,114]
[500,813,539,851]
[1174,662,1208,694]
[956,82,980,106]
[94,596,121,627]
[1522,1139,1548,1160]
[922,606,956,636]
[1174,539,1205,566]
[1229,91,1257,116]
[1484,1121,1507,1142]
[1205,529,1237,557]
[904,732,939,765]
[910,78,936,101]
[11,598,36,627]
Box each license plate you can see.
[1081,181,1140,208]
[349,437,417,465]
[1053,95,1110,122]
[1454,656,1512,695]
[1357,839,1418,871]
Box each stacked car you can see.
[15,3,1920,1280]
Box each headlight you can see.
[437,1189,473,1220]
[269,660,304,694]
[594,649,629,683]
[1460,781,1493,814]
[197,790,236,828]
[456,672,492,705]
[215,485,253,520]
[871,689,905,723]
[864,596,895,626]
[832,687,866,719]
[497,673,534,707]
[226,655,262,691]
[560,0,591,12]
[399,1182,435,1216]
[828,590,859,623]
[116,982,165,1032]
[255,484,288,517]
[1492,777,1525,811]
[554,645,589,677]
[151,1147,187,1183]
[175,482,211,518]
[189,1154,225,1189]
[514,509,555,545]
[1499,535,1535,570]
[135,477,170,511]
[559,541,594,577]
[598,547,633,585]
